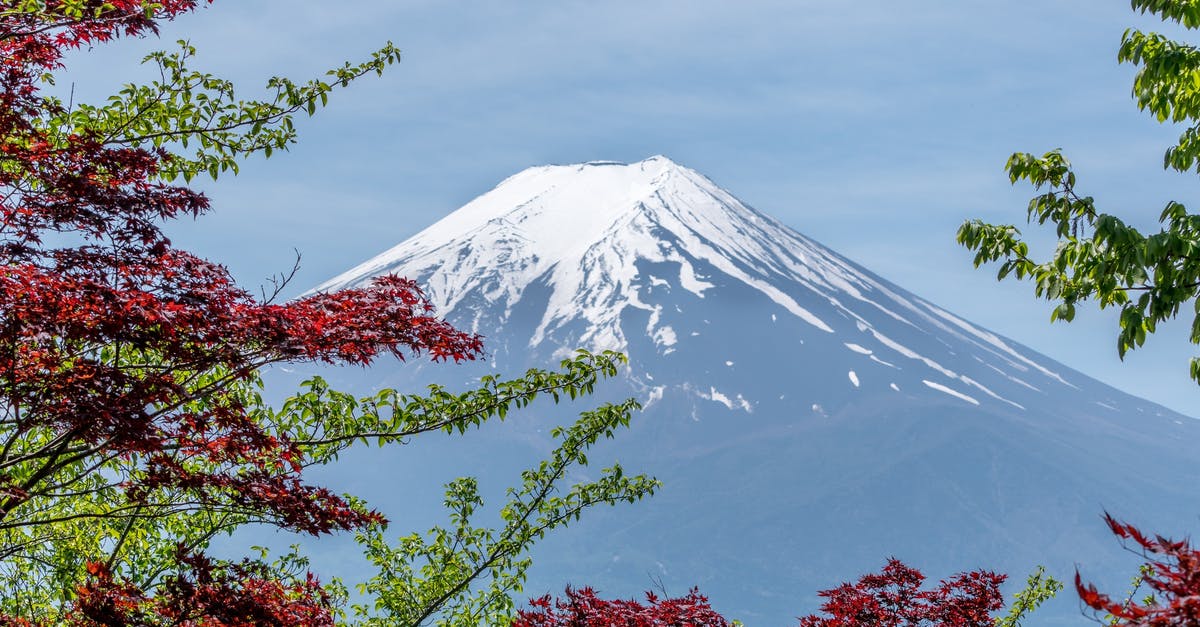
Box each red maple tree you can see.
[0,1,480,623]
[514,560,1006,627]
[513,586,732,627]
[795,559,1006,627]
[1077,515,1200,627]
[70,556,335,627]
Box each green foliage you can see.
[1,3,654,623]
[40,39,401,181]
[1132,0,1200,29]
[351,400,658,626]
[273,349,628,464]
[0,350,656,625]
[2,2,173,21]
[309,351,656,626]
[0,358,284,620]
[958,0,1200,381]
[1101,564,1157,626]
[995,566,1062,627]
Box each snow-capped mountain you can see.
[311,156,1200,625]
[321,156,1087,414]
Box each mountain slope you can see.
[319,156,1125,418]
[310,156,1200,625]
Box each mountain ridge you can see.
[301,156,1200,625]
[314,156,1146,421]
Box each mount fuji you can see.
[309,156,1200,625]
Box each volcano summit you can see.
[314,156,1200,624]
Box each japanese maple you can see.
[1076,514,1200,627]
[0,3,662,625]
[513,586,732,627]
[0,0,484,622]
[514,561,1008,627]
[795,559,1006,627]
[71,555,335,627]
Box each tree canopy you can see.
[958,0,1200,383]
[0,1,657,624]
[959,2,1200,624]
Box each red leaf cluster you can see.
[1,1,202,52]
[515,564,1006,627]
[513,586,732,627]
[796,559,1006,627]
[66,555,334,626]
[0,0,482,532]
[0,0,485,620]
[1077,514,1200,627]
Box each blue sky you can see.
[67,1,1200,416]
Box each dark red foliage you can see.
[1076,514,1200,627]
[0,0,481,530]
[0,0,483,622]
[0,0,199,50]
[513,586,732,627]
[515,562,1008,627]
[796,559,1006,627]
[69,555,334,626]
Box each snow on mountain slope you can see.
[316,156,1077,415]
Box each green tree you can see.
[958,0,1200,383]
[0,2,657,624]
[957,4,1200,621]
[995,566,1063,627]
[0,351,657,625]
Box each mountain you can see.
[309,156,1200,625]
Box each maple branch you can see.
[0,500,264,530]
[260,250,301,305]
[0,10,132,42]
